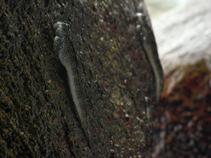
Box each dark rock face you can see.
[155,59,211,158]
[0,0,161,157]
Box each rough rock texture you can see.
[152,0,211,157]
[0,0,160,157]
[154,58,211,158]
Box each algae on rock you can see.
[0,0,161,157]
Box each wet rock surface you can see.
[0,0,160,157]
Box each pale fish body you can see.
[53,21,88,142]
[135,13,164,102]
